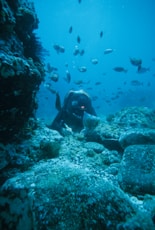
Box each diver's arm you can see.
[89,106,97,116]
[48,109,73,135]
[86,100,97,116]
[48,110,65,133]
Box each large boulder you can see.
[118,145,155,195]
[0,159,154,230]
[119,129,155,149]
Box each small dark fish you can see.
[45,83,56,94]
[69,26,73,34]
[77,36,81,44]
[137,65,150,74]
[104,48,114,54]
[78,0,82,4]
[100,31,103,38]
[80,49,85,56]
[78,66,87,72]
[59,46,65,53]
[113,67,128,73]
[130,58,142,67]
[130,80,143,86]
[64,70,71,83]
[47,63,58,73]
[55,92,61,111]
[95,81,101,85]
[47,63,53,73]
[73,45,80,56]
[53,44,65,54]
[53,44,59,52]
[50,73,59,82]
[74,80,84,85]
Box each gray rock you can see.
[26,125,63,160]
[0,160,154,229]
[102,151,122,166]
[118,145,155,195]
[84,122,123,152]
[119,129,155,149]
[84,142,104,153]
[40,139,60,158]
[109,107,155,129]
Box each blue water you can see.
[33,0,155,122]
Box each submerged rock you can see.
[109,106,155,129]
[119,129,155,149]
[118,145,155,195]
[84,141,104,153]
[1,106,155,228]
[84,122,123,152]
[0,160,154,230]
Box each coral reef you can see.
[0,0,45,142]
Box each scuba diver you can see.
[48,89,96,135]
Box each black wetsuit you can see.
[48,90,96,134]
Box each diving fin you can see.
[55,92,61,111]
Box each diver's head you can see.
[65,90,91,120]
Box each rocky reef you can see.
[0,0,45,142]
[0,106,155,229]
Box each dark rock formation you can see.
[0,0,45,142]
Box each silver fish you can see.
[130,80,143,86]
[130,57,142,66]
[73,45,80,56]
[64,70,71,83]
[78,66,87,72]
[91,58,98,64]
[104,48,114,54]
[50,73,59,82]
